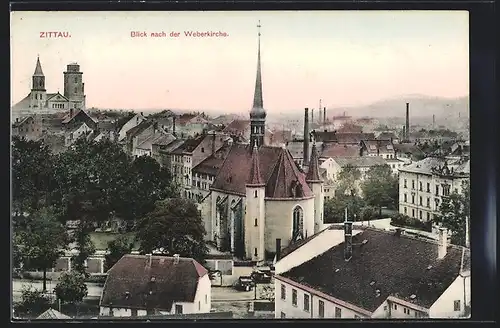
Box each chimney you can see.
[303,108,310,166]
[172,116,176,136]
[323,107,326,124]
[438,228,448,259]
[344,214,353,261]
[212,131,216,155]
[69,108,74,118]
[432,114,435,129]
[275,238,282,262]
[405,103,410,141]
[402,126,406,141]
[173,254,180,264]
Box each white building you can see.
[117,113,146,142]
[65,122,92,146]
[398,157,470,222]
[100,254,211,317]
[274,224,471,319]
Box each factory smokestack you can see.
[323,107,326,124]
[172,116,177,136]
[303,108,310,167]
[405,103,410,142]
[432,114,435,129]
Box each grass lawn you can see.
[89,232,139,251]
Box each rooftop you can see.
[334,156,387,168]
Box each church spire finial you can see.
[33,56,44,77]
[252,20,264,110]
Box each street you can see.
[12,279,103,301]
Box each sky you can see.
[10,11,469,114]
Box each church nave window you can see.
[254,218,258,227]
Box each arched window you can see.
[292,206,304,241]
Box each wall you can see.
[264,197,315,255]
[275,279,367,319]
[429,274,470,318]
[245,186,266,261]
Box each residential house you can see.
[11,116,43,140]
[398,157,470,222]
[175,113,210,138]
[377,131,400,144]
[336,133,376,145]
[123,120,155,155]
[158,139,185,169]
[446,141,470,161]
[100,254,211,317]
[169,132,230,198]
[394,143,426,163]
[360,139,396,160]
[36,308,71,319]
[117,112,146,142]
[65,122,93,146]
[337,123,363,134]
[133,132,174,158]
[327,156,388,196]
[286,140,323,167]
[274,224,471,319]
[151,134,178,163]
[222,119,251,143]
[319,143,361,162]
[61,108,98,131]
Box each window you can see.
[419,182,422,191]
[427,212,430,221]
[201,147,204,153]
[404,179,407,188]
[74,87,77,93]
[419,196,422,206]
[175,304,183,314]
[412,180,415,189]
[335,307,342,318]
[454,300,461,311]
[404,194,407,202]
[292,206,304,239]
[292,289,297,306]
[280,284,286,300]
[419,211,422,220]
[74,77,78,83]
[198,301,201,310]
[131,308,138,316]
[304,294,310,312]
[281,312,286,318]
[254,218,258,226]
[318,300,325,318]
[403,308,408,315]
[254,248,258,256]
[427,198,430,208]
[254,190,258,198]
[427,183,430,192]
[205,294,208,304]
[411,195,415,204]
[394,304,398,310]
[404,207,407,215]
[435,185,439,196]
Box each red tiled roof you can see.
[336,133,375,144]
[101,255,207,311]
[211,143,313,199]
[320,143,361,158]
[223,119,250,136]
[247,145,265,186]
[192,145,231,176]
[305,143,321,182]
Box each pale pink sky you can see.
[10,11,469,113]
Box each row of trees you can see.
[12,136,209,300]
[324,164,399,223]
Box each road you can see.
[12,279,103,301]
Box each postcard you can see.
[11,10,470,320]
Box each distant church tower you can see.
[30,56,47,109]
[306,142,325,234]
[249,20,266,148]
[63,63,86,109]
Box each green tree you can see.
[104,235,134,272]
[336,165,362,197]
[54,271,88,305]
[15,285,51,317]
[11,136,55,215]
[433,180,470,246]
[361,164,399,214]
[323,194,366,223]
[135,198,209,263]
[71,222,96,276]
[15,207,70,291]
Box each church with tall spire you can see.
[198,21,325,262]
[11,56,87,115]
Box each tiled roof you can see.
[223,119,250,135]
[286,140,323,160]
[394,143,425,156]
[193,145,231,176]
[377,132,398,140]
[171,135,205,155]
[455,160,470,174]
[159,139,185,154]
[152,134,177,146]
[320,143,360,158]
[334,156,387,168]
[336,133,375,144]
[361,139,395,154]
[101,255,207,311]
[125,120,152,139]
[398,157,446,174]
[11,94,31,111]
[313,131,338,142]
[280,227,468,312]
[61,109,98,124]
[137,133,173,150]
[211,143,313,198]
[36,308,71,319]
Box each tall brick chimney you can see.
[172,116,176,136]
[323,107,326,124]
[303,108,310,166]
[405,102,410,141]
[275,238,281,262]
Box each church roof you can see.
[247,145,265,186]
[211,143,312,199]
[33,56,44,76]
[305,143,322,182]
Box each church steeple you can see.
[250,20,266,148]
[247,144,265,186]
[33,55,44,76]
[32,55,46,91]
[306,142,322,182]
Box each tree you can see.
[336,165,362,196]
[104,235,134,272]
[433,180,470,246]
[11,136,55,215]
[54,271,88,305]
[15,285,51,316]
[15,207,70,291]
[323,194,366,223]
[71,221,96,276]
[135,198,209,263]
[361,164,399,214]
